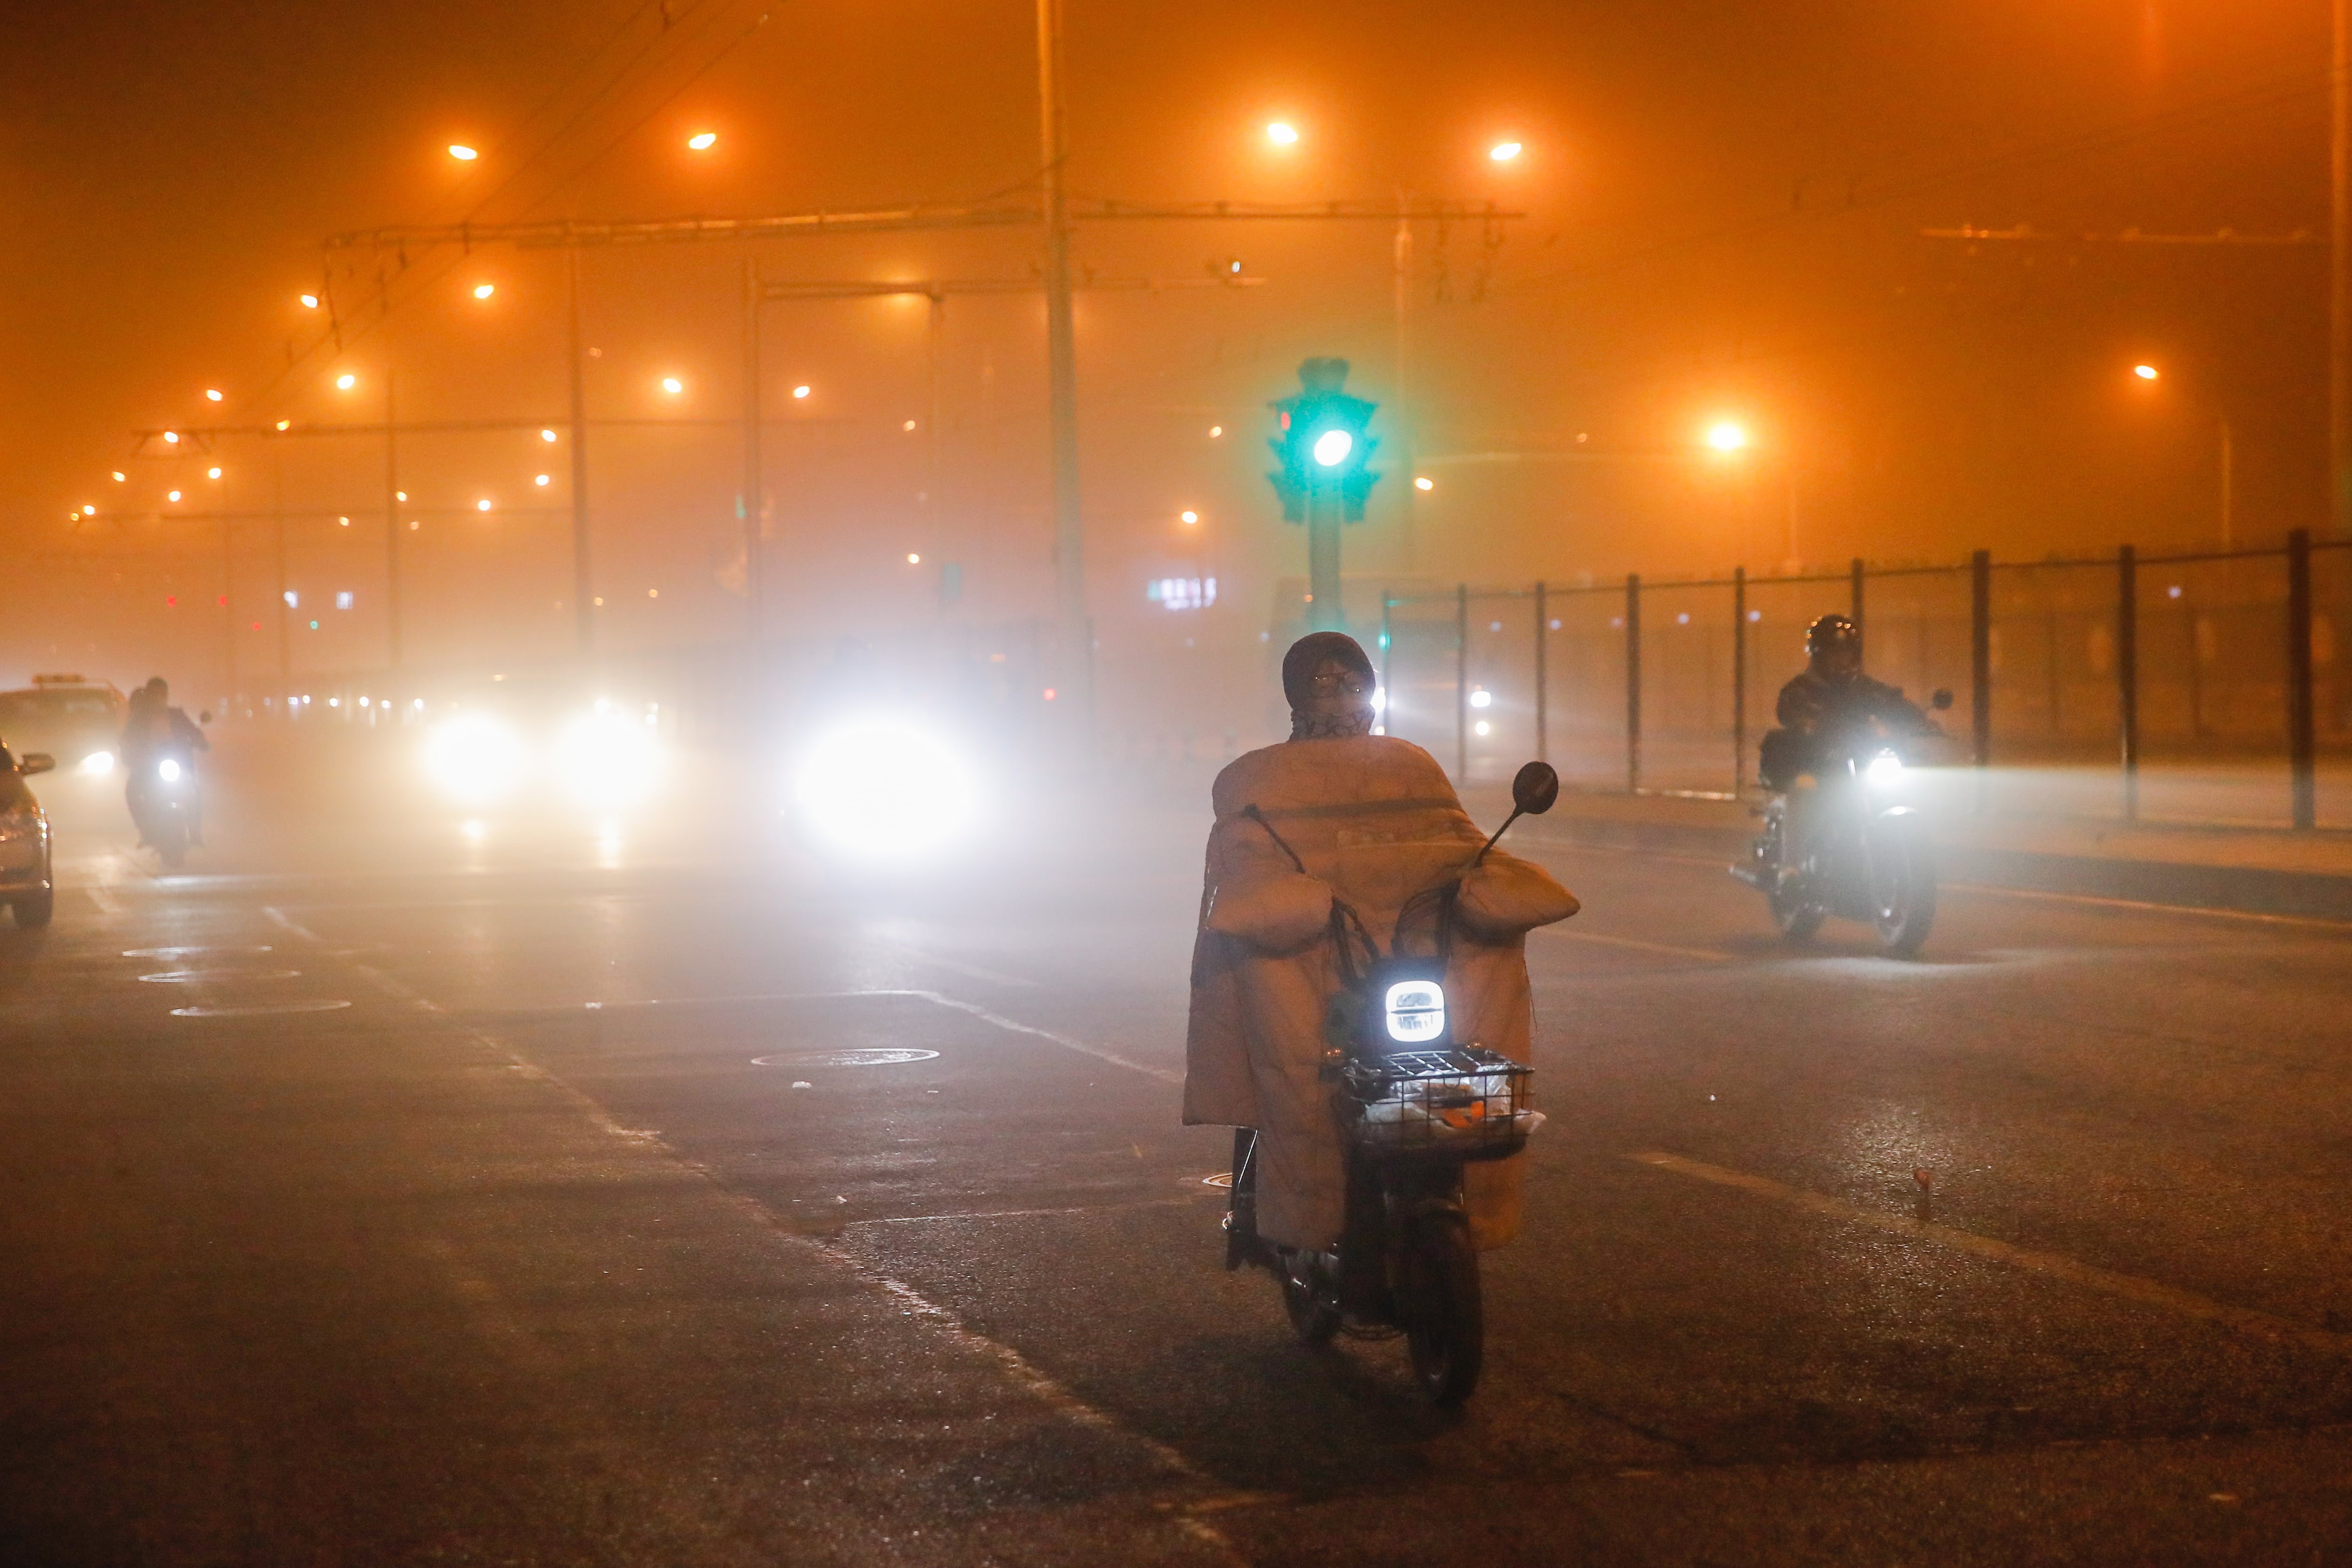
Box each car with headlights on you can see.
[0,676,126,784]
[0,742,56,927]
[419,676,663,813]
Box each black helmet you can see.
[1805,613,1859,655]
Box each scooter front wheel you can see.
[1401,1211,1483,1405]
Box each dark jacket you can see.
[1774,668,1930,740]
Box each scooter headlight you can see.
[1865,752,1905,787]
[157,757,183,784]
[1384,979,1447,1044]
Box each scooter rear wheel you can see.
[1401,1212,1483,1405]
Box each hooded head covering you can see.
[1281,631,1377,740]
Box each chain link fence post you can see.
[2118,544,2139,823]
[1625,573,1642,794]
[2289,528,2318,830]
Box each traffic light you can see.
[1268,357,1379,522]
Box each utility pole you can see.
[567,247,594,655]
[2335,0,2351,533]
[385,371,401,670]
[741,255,764,643]
[1036,0,1086,720]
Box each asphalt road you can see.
[7,729,2352,1565]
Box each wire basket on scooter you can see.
[1337,1048,1536,1163]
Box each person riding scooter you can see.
[122,677,207,851]
[1184,633,1578,1388]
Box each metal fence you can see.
[1375,530,2352,831]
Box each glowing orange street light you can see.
[660,376,684,395]
[1704,420,1749,453]
[906,552,922,565]
[1208,424,1224,438]
[111,471,126,482]
[791,384,811,399]
[336,373,357,390]
[2134,363,2160,381]
[1180,509,1200,525]
[1415,476,1435,491]
[472,283,496,300]
[300,293,319,309]
[167,490,183,503]
[205,389,223,402]
[1489,141,1524,162]
[448,144,478,161]
[1266,121,1298,146]
[163,431,179,444]
[207,466,222,479]
[534,474,551,486]
[687,131,717,151]
[540,427,558,442]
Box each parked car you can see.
[0,742,56,927]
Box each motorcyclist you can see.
[1184,632,1578,1299]
[1759,614,1935,790]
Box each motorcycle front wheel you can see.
[1768,880,1825,942]
[1400,1211,1483,1405]
[1866,811,1937,956]
[152,814,187,871]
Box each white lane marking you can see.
[894,943,1041,989]
[1630,1150,2352,1355]
[911,990,1184,1086]
[845,1197,1208,1227]
[258,911,1256,1562]
[140,968,301,983]
[1534,927,1736,963]
[172,1000,352,1018]
[1942,881,2352,933]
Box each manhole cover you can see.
[1200,1171,1235,1188]
[751,1048,940,1069]
[140,969,301,984]
[124,945,274,959]
[172,1000,352,1018]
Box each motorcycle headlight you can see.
[794,720,977,860]
[157,758,183,783]
[79,750,114,776]
[423,713,526,804]
[1866,752,1905,787]
[556,707,660,808]
[1384,979,1447,1044]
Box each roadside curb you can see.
[1515,806,2352,925]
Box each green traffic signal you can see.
[1268,357,1379,522]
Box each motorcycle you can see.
[1732,692,1951,956]
[1226,760,1559,1406]
[129,748,201,870]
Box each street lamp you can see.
[687,131,717,151]
[1266,121,1299,146]
[1704,420,1749,453]
[472,283,496,300]
[336,373,357,390]
[448,144,478,161]
[660,376,684,395]
[2128,360,2234,549]
[1489,141,1524,163]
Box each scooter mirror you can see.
[1930,688,1955,711]
[18,753,54,777]
[1510,761,1560,816]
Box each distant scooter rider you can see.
[123,677,208,847]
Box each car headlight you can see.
[423,713,525,804]
[794,720,977,860]
[555,707,660,807]
[157,758,183,783]
[1865,752,1905,787]
[79,750,114,776]
[1384,979,1447,1044]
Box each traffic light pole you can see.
[1308,490,1343,631]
